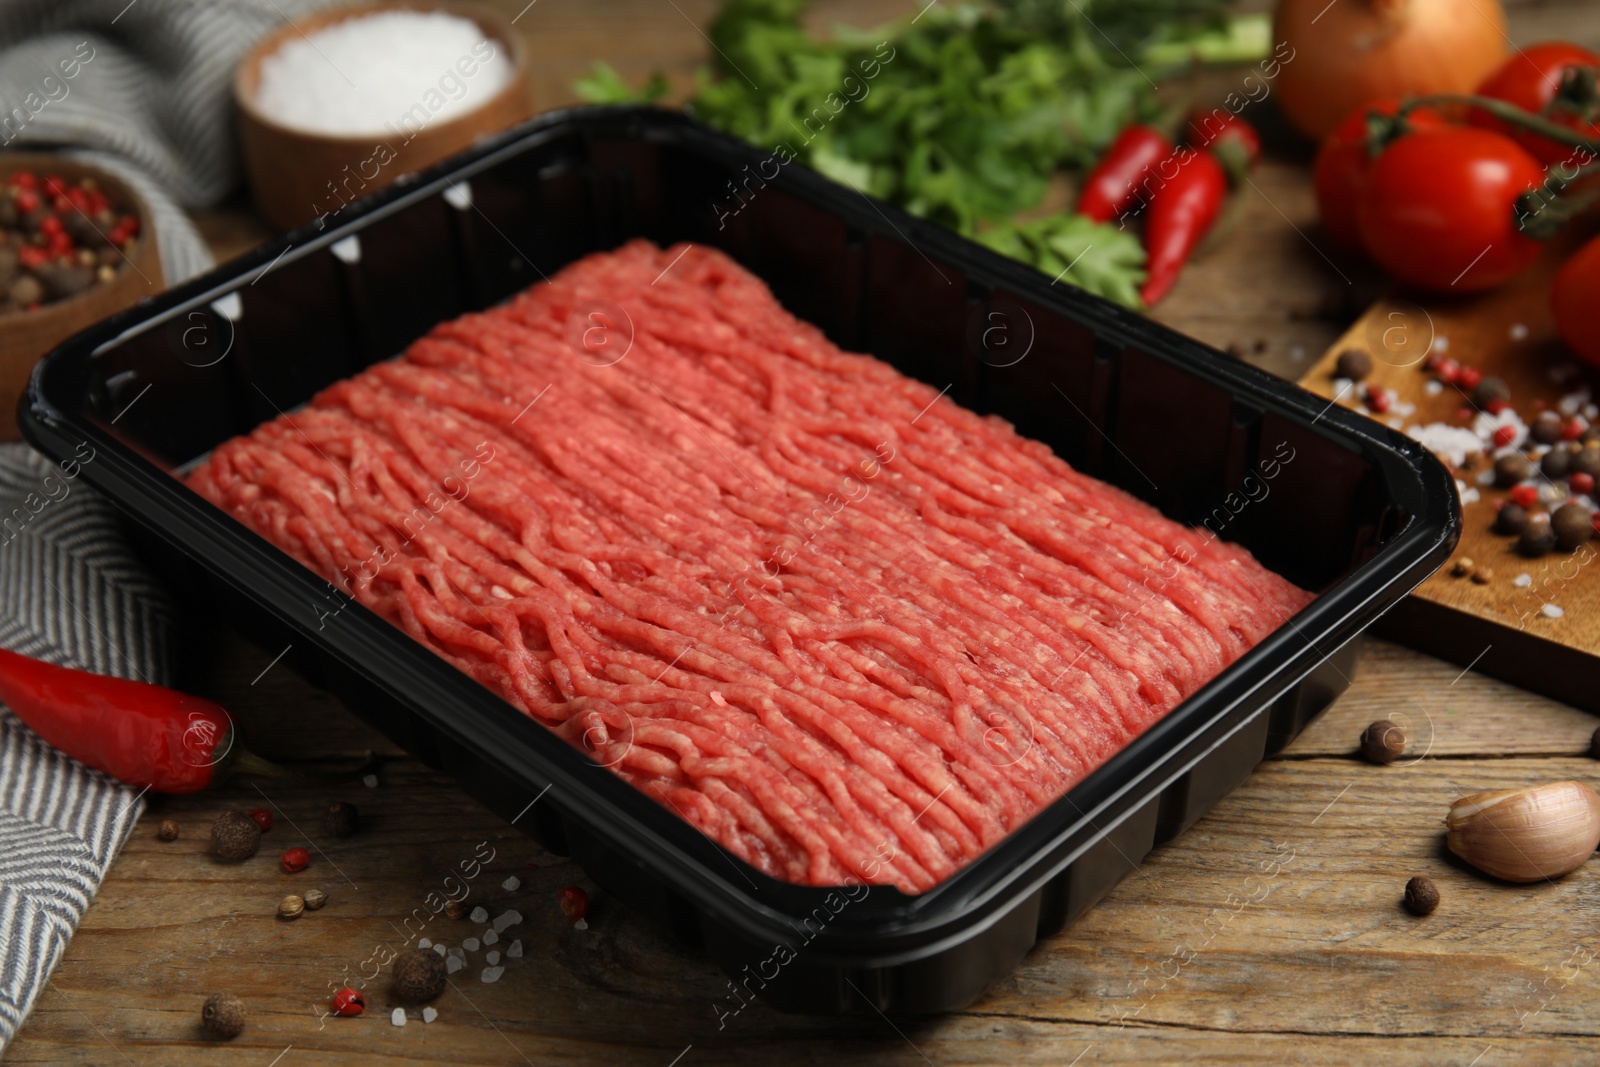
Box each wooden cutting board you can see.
[1299,235,1600,714]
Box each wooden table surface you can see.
[12,1,1600,1064]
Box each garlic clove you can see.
[1445,780,1600,883]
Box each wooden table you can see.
[12,2,1600,1063]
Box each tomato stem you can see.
[1395,93,1600,152]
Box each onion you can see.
[1273,0,1508,140]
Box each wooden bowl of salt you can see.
[234,3,533,233]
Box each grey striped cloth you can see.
[0,0,337,1049]
[0,447,175,1045]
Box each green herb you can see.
[578,0,1262,309]
[976,213,1147,310]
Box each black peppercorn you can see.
[1544,445,1574,479]
[1552,503,1593,550]
[1494,502,1529,536]
[157,818,179,841]
[1518,514,1557,557]
[1334,348,1373,381]
[1360,720,1405,764]
[1575,446,1600,480]
[392,949,447,1003]
[1403,876,1439,917]
[444,899,466,920]
[321,800,359,838]
[1472,376,1510,407]
[201,992,247,1039]
[210,810,261,862]
[1531,411,1565,446]
[1494,452,1531,488]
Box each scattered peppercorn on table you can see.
[11,1,1600,1064]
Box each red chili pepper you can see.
[0,648,234,793]
[1077,124,1173,223]
[1457,366,1483,391]
[0,648,373,793]
[1563,418,1587,442]
[281,847,310,872]
[1571,471,1595,495]
[14,188,40,215]
[1140,147,1228,307]
[247,808,274,832]
[330,988,365,1016]
[1492,425,1516,448]
[558,885,589,922]
[1510,485,1539,508]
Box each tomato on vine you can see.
[1554,234,1600,366]
[1473,42,1600,165]
[1313,98,1448,253]
[1356,126,1546,292]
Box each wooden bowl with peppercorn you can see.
[0,154,162,440]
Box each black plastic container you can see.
[21,107,1459,1015]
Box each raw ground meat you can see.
[189,240,1313,892]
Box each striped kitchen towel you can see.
[0,0,338,1049]
[0,445,175,1046]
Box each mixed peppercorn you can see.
[1340,343,1600,581]
[0,169,140,314]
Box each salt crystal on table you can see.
[392,1008,407,1027]
[506,939,523,958]
[481,965,505,983]
[446,955,465,974]
[463,937,480,951]
[493,909,522,932]
[574,918,589,932]
[483,928,498,945]
[253,11,515,137]
[448,946,465,959]
[470,906,489,924]
[433,943,447,957]
[502,876,521,892]
[1543,604,1565,619]
[1425,380,1444,396]
[1510,323,1530,341]
[422,1007,438,1024]
[1431,336,1450,353]
[363,773,378,788]
[418,938,431,950]
[487,950,501,965]
[1515,573,1533,588]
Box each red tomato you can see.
[1474,42,1600,166]
[1554,234,1600,365]
[1357,127,1545,293]
[1313,99,1446,254]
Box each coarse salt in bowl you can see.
[253,10,515,137]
